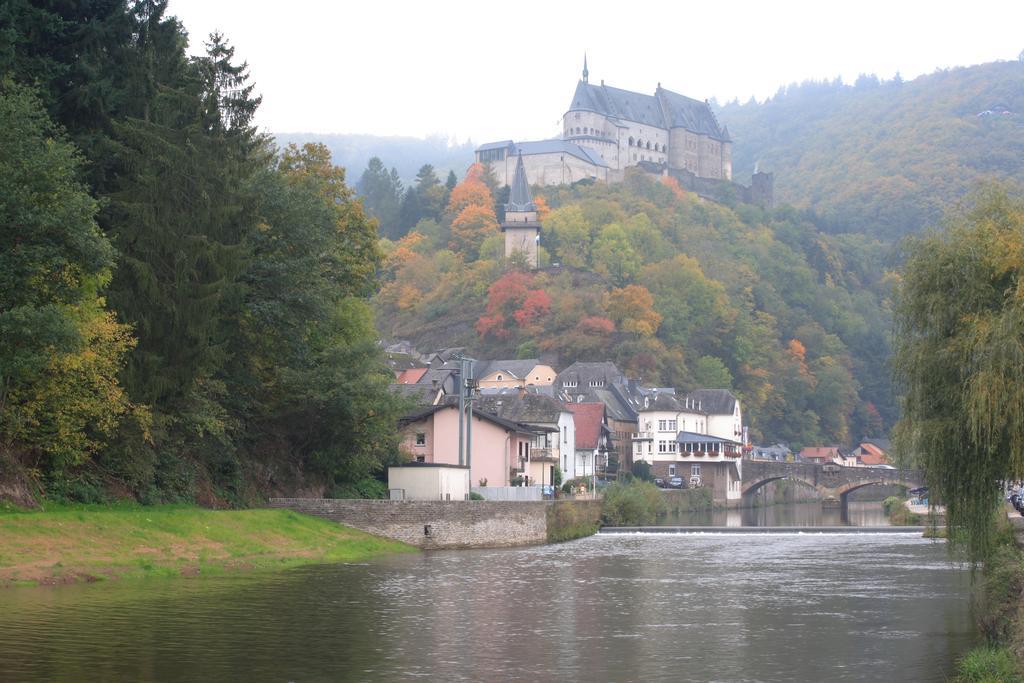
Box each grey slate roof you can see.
[638,392,684,412]
[676,430,742,446]
[599,386,639,422]
[416,368,459,395]
[389,383,440,406]
[556,361,626,389]
[506,153,536,212]
[475,139,608,168]
[684,389,738,416]
[567,81,728,141]
[480,385,556,398]
[400,403,547,435]
[475,393,565,426]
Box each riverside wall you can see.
[267,498,602,549]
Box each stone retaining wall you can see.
[268,498,601,550]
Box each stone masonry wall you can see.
[269,498,572,550]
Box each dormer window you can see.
[563,380,578,388]
[589,379,604,388]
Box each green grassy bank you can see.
[0,503,415,587]
[951,513,1024,682]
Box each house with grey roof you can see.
[398,402,554,489]
[475,392,573,487]
[683,389,744,443]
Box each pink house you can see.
[399,404,548,487]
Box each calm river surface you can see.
[1,503,973,682]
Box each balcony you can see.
[522,448,558,463]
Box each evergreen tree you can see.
[357,157,402,237]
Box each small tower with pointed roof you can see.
[582,54,589,84]
[502,152,541,268]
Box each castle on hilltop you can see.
[476,58,772,207]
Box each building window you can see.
[589,379,604,387]
[563,426,567,443]
[416,455,425,463]
[691,464,701,477]
[563,380,577,388]
[496,374,503,380]
[669,465,676,476]
[628,137,634,146]
[415,433,426,446]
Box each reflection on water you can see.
[664,500,893,527]
[0,527,972,682]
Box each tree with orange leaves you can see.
[533,194,552,221]
[661,174,687,201]
[447,179,493,216]
[606,284,663,337]
[476,270,551,341]
[449,204,499,260]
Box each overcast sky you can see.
[168,0,1023,144]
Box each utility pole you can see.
[454,354,476,471]
[466,361,475,475]
[457,359,465,467]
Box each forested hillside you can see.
[719,60,1024,239]
[1,2,405,505]
[375,168,895,449]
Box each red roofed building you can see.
[396,367,428,385]
[799,446,856,467]
[567,403,611,480]
[854,439,892,467]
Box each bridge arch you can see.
[740,460,925,508]
[742,474,819,500]
[834,480,912,503]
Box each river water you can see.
[0,503,973,682]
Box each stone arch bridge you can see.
[741,460,925,505]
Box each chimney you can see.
[518,385,527,399]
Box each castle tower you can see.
[502,152,540,268]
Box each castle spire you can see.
[506,152,536,212]
[582,53,589,84]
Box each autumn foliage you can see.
[533,194,552,221]
[449,203,499,259]
[606,285,662,337]
[661,175,687,201]
[476,271,551,340]
[447,167,493,217]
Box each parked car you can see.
[654,477,667,488]
[668,476,685,489]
